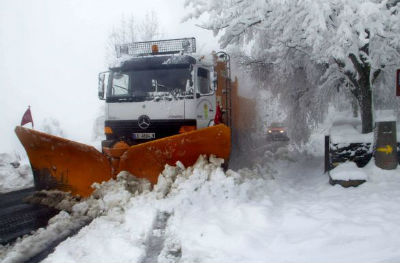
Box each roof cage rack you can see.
[116,37,196,58]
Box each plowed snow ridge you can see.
[2,152,400,263]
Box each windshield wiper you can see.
[107,95,147,102]
[113,84,128,91]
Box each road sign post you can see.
[374,121,398,170]
[397,69,400,97]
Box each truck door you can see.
[195,67,216,129]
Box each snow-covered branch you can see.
[185,0,400,134]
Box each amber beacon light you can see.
[151,44,159,54]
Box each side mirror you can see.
[98,72,109,100]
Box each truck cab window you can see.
[106,67,193,102]
[198,68,210,94]
[111,73,129,96]
[132,68,191,97]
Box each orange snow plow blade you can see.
[118,124,231,184]
[15,126,112,197]
[15,124,231,197]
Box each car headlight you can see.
[280,130,284,133]
[268,130,272,133]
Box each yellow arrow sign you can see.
[377,145,393,155]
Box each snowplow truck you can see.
[15,38,233,197]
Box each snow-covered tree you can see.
[40,118,64,137]
[138,11,162,42]
[185,0,400,133]
[106,11,163,65]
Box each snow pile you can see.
[330,120,373,144]
[0,171,151,263]
[375,109,397,122]
[0,211,90,263]
[45,154,400,263]
[79,171,151,218]
[25,190,81,213]
[158,156,273,262]
[3,153,400,262]
[162,55,193,65]
[330,161,368,181]
[35,155,271,263]
[0,153,33,193]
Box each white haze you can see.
[0,0,219,154]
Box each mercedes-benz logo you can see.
[138,115,150,130]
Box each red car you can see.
[266,122,289,141]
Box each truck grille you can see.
[105,119,196,145]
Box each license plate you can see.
[133,133,155,139]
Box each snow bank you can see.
[302,109,364,156]
[53,154,400,262]
[328,111,399,145]
[330,161,368,181]
[37,155,271,263]
[0,153,33,193]
[3,153,400,263]
[0,211,90,263]
[330,122,373,144]
[0,171,151,263]
[375,109,397,122]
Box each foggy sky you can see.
[0,0,219,153]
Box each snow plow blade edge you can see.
[15,126,112,197]
[118,124,231,184]
[15,124,231,197]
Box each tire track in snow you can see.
[141,211,180,263]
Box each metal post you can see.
[374,121,398,170]
[325,135,330,173]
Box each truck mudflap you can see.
[15,124,231,197]
[15,126,112,197]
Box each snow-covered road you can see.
[2,151,400,263]
[257,156,400,262]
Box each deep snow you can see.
[2,149,400,263]
[0,153,33,193]
[1,109,400,262]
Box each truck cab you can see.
[98,38,218,147]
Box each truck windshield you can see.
[107,67,193,102]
